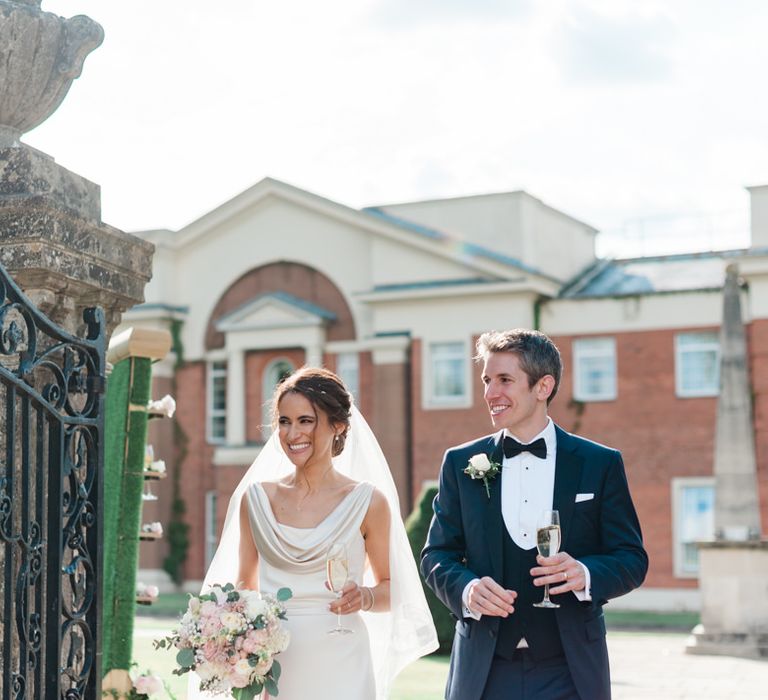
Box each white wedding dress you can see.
[245,481,377,699]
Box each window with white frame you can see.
[261,358,295,438]
[428,341,468,406]
[336,352,360,401]
[672,477,715,577]
[207,360,227,443]
[204,490,218,569]
[573,337,617,401]
[676,332,720,397]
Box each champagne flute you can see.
[533,510,561,609]
[326,542,354,635]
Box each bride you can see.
[191,367,438,699]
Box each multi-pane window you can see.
[672,478,715,577]
[430,342,467,404]
[573,337,617,401]
[262,359,295,438]
[204,490,218,569]
[676,332,720,397]
[336,352,360,402]
[207,360,227,443]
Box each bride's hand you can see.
[327,581,363,615]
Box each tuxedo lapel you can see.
[483,432,505,581]
[552,426,584,552]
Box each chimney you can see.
[746,184,768,249]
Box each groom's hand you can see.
[467,577,517,617]
[531,552,585,595]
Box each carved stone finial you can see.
[0,1,104,147]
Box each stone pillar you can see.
[0,4,154,697]
[226,349,246,445]
[686,264,768,658]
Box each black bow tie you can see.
[503,436,547,460]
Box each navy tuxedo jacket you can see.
[420,425,648,700]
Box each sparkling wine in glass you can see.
[533,510,561,609]
[326,542,354,635]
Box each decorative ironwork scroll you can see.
[0,263,105,699]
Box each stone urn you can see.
[0,0,104,147]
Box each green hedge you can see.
[102,356,153,674]
[405,485,455,653]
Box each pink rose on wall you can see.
[134,673,164,696]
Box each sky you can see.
[28,1,768,259]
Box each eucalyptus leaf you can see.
[176,647,195,668]
[271,660,281,681]
[234,680,262,699]
[276,587,293,602]
[264,676,279,696]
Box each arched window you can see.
[262,358,295,440]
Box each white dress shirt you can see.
[462,419,591,623]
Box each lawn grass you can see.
[605,609,699,631]
[130,605,697,698]
[136,591,190,618]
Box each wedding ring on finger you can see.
[563,571,568,582]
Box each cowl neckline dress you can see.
[245,481,376,699]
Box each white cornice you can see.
[215,293,332,334]
[356,278,560,303]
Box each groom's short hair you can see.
[474,329,562,404]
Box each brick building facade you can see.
[125,179,768,610]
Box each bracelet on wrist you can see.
[362,586,375,611]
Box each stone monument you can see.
[0,0,155,339]
[686,264,768,659]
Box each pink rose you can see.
[202,639,220,661]
[230,673,250,689]
[200,600,218,618]
[134,674,164,696]
[202,618,221,637]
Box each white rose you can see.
[149,459,166,473]
[253,657,273,675]
[148,394,176,418]
[220,611,244,632]
[245,596,268,619]
[234,658,252,676]
[468,453,491,476]
[269,628,290,653]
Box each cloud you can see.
[556,7,676,83]
[371,0,532,29]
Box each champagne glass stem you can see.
[543,582,551,604]
[337,592,343,628]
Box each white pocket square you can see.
[575,493,594,503]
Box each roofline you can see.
[610,246,757,264]
[163,177,562,283]
[370,188,599,234]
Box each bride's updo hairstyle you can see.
[272,367,352,457]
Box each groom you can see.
[421,329,647,700]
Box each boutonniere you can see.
[464,453,501,498]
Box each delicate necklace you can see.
[294,465,333,511]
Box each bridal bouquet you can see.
[155,583,292,699]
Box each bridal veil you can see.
[197,405,438,699]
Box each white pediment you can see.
[215,292,336,333]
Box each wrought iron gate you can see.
[0,264,105,699]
